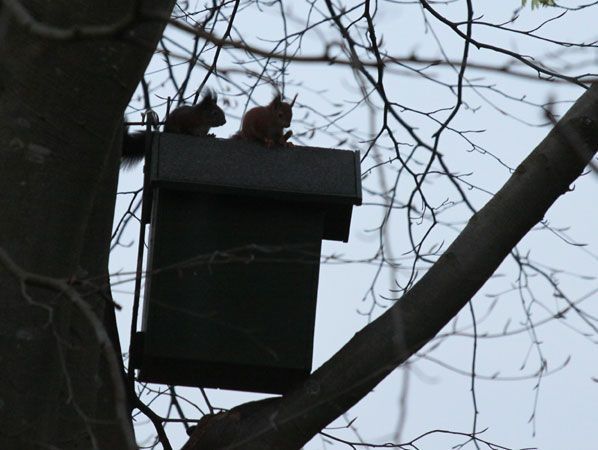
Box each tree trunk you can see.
[184,85,598,449]
[0,1,174,449]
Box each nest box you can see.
[133,133,361,394]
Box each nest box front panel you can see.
[140,189,323,393]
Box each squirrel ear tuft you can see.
[201,88,217,105]
[271,94,283,106]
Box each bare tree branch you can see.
[183,81,598,450]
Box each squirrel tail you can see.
[121,130,146,168]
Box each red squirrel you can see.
[122,90,226,167]
[164,89,226,136]
[233,94,297,147]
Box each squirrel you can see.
[121,90,226,167]
[232,94,297,147]
[163,90,226,136]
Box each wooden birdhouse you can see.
[132,133,361,394]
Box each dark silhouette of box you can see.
[134,133,361,394]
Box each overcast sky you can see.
[112,2,598,449]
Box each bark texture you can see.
[184,85,598,449]
[0,1,174,449]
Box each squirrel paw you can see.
[281,129,293,147]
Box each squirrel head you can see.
[198,89,226,126]
[268,94,297,128]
